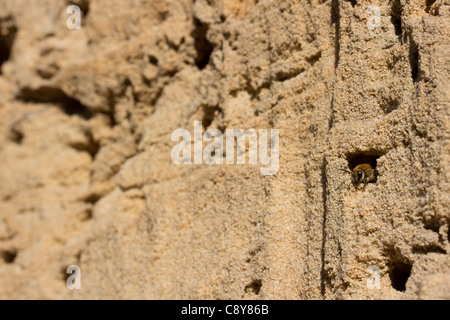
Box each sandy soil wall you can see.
[0,0,448,299]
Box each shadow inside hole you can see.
[70,0,90,19]
[148,54,159,65]
[425,0,437,14]
[245,279,262,295]
[192,18,213,70]
[346,0,357,8]
[0,40,10,73]
[0,17,18,75]
[79,0,90,18]
[201,105,224,131]
[384,246,413,292]
[1,249,17,264]
[423,217,440,234]
[388,261,412,292]
[390,0,403,38]
[409,37,419,82]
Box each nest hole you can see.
[409,37,419,82]
[346,0,357,7]
[384,246,412,292]
[345,152,382,183]
[245,279,262,295]
[425,0,437,14]
[0,17,17,75]
[390,0,403,38]
[1,249,17,264]
[201,105,224,131]
[192,18,213,70]
[389,261,412,292]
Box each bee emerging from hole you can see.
[340,164,377,186]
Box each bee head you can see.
[340,168,365,184]
[351,169,364,184]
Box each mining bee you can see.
[340,164,377,186]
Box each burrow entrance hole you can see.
[77,0,90,18]
[245,279,262,295]
[1,249,17,264]
[384,246,413,292]
[0,17,18,75]
[201,104,223,130]
[192,18,213,70]
[388,260,412,292]
[390,0,403,38]
[345,152,383,184]
[409,37,419,82]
